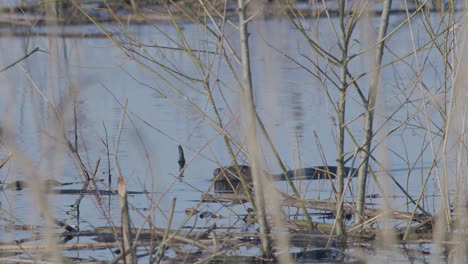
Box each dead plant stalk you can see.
[113,99,134,264]
[355,0,393,224]
[237,0,275,256]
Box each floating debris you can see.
[184,208,199,216]
[199,211,222,219]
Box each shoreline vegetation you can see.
[0,0,457,29]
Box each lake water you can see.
[0,9,461,262]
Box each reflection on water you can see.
[0,12,457,262]
[290,90,305,140]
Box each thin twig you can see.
[0,47,44,73]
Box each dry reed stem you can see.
[237,0,273,256]
[111,98,134,263]
[0,152,13,169]
[355,0,392,225]
[439,6,468,261]
[155,197,177,263]
[118,176,134,264]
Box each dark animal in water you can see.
[213,165,357,193]
[177,145,186,175]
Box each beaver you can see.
[213,165,357,193]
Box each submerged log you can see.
[205,193,431,223]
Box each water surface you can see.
[0,11,457,262]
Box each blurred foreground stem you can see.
[238,0,271,255]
